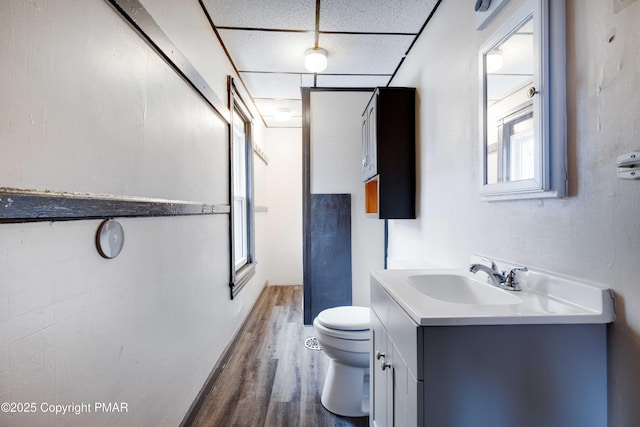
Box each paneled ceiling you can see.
[200,0,441,127]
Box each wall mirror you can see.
[479,0,566,201]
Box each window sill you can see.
[230,262,256,299]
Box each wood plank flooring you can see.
[190,285,369,427]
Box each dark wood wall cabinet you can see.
[362,87,416,219]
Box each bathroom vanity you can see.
[369,269,614,427]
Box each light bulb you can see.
[274,108,292,122]
[486,50,503,73]
[305,48,328,73]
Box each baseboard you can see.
[179,284,269,426]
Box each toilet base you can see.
[321,360,369,417]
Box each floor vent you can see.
[304,336,322,351]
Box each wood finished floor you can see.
[190,285,369,427]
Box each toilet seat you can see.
[314,306,370,340]
[315,306,370,330]
[314,321,370,340]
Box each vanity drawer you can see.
[371,277,423,380]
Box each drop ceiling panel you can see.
[300,74,316,87]
[254,98,302,118]
[315,75,389,88]
[257,97,303,128]
[319,33,414,74]
[240,72,312,99]
[202,0,316,30]
[219,29,315,73]
[320,0,439,33]
[263,116,303,128]
[196,0,443,127]
[498,34,534,75]
[487,75,532,102]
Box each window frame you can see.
[228,77,255,299]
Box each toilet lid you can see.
[316,306,370,331]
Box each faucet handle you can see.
[481,257,499,272]
[505,266,528,290]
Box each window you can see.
[229,78,255,299]
[487,103,534,184]
[232,115,248,269]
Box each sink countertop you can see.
[371,269,615,326]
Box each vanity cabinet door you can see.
[390,345,422,427]
[372,310,422,427]
[371,311,392,427]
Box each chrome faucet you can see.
[469,263,506,287]
[469,258,527,291]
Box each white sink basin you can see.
[407,273,523,305]
[371,268,615,326]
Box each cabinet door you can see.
[361,114,370,181]
[371,312,391,427]
[391,344,422,427]
[361,102,378,182]
[368,103,377,177]
[372,309,423,427]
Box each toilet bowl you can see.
[313,306,370,417]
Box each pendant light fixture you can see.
[486,49,503,73]
[274,108,292,122]
[304,47,328,73]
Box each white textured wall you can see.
[0,1,267,426]
[389,0,640,425]
[265,128,303,285]
[310,91,384,306]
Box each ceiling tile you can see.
[300,74,316,87]
[315,75,389,88]
[302,74,313,87]
[202,0,316,30]
[257,97,303,128]
[253,98,303,118]
[263,116,303,128]
[240,72,311,99]
[196,0,442,127]
[219,29,315,73]
[487,75,532,102]
[320,0,439,33]
[318,33,414,74]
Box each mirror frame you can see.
[479,0,566,201]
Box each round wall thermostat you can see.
[475,0,492,11]
[96,219,125,259]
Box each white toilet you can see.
[313,306,370,417]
